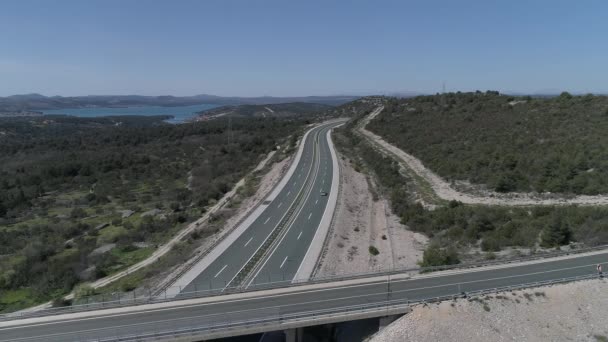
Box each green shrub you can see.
[420,244,459,267]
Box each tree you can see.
[541,214,572,247]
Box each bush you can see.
[70,207,87,218]
[120,281,137,292]
[369,246,380,256]
[420,244,460,267]
[481,236,501,252]
[51,298,72,307]
[74,284,97,299]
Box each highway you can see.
[1,251,606,341]
[179,121,341,293]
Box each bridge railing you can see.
[2,244,606,321]
[11,273,600,342]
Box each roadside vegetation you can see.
[0,114,305,312]
[367,92,608,194]
[336,97,608,268]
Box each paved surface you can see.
[247,123,335,286]
[180,121,341,293]
[2,251,607,341]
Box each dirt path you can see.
[360,106,608,206]
[371,278,608,342]
[314,152,427,277]
[18,150,289,313]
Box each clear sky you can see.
[1,0,607,97]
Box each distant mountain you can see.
[0,93,359,112]
[195,102,333,120]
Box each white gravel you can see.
[315,151,427,277]
[371,278,608,342]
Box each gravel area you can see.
[371,278,608,342]
[315,152,427,277]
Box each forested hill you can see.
[367,92,608,195]
[197,102,332,119]
[0,115,305,312]
[0,93,358,112]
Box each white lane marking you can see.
[264,217,271,224]
[214,265,228,278]
[308,212,312,220]
[287,191,291,196]
[22,259,606,330]
[244,237,253,247]
[322,179,325,184]
[280,256,288,269]
[277,202,282,208]
[298,173,301,178]
[315,199,318,205]
[297,231,302,240]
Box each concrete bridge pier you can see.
[284,327,304,342]
[378,315,400,330]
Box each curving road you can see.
[178,120,342,294]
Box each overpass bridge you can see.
[1,249,606,341]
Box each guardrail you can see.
[153,147,292,296]
[2,243,607,321]
[13,273,602,342]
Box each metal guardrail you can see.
[2,243,607,321]
[153,150,290,296]
[230,126,323,288]
[16,273,602,342]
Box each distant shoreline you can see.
[40,103,220,124]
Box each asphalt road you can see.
[180,121,340,293]
[248,122,335,286]
[2,252,607,341]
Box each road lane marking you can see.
[322,179,325,184]
[15,259,606,330]
[315,199,318,205]
[264,217,271,224]
[308,212,312,220]
[280,256,288,269]
[244,237,253,247]
[214,265,228,278]
[297,231,302,240]
[244,124,326,287]
[277,202,282,208]
[287,191,291,196]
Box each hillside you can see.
[334,96,608,269]
[372,279,608,342]
[366,92,608,195]
[0,115,305,312]
[196,102,333,120]
[0,94,358,112]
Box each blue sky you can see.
[1,0,607,96]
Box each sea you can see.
[42,103,220,124]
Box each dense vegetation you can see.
[0,115,304,311]
[335,107,608,268]
[367,92,608,194]
[199,102,333,119]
